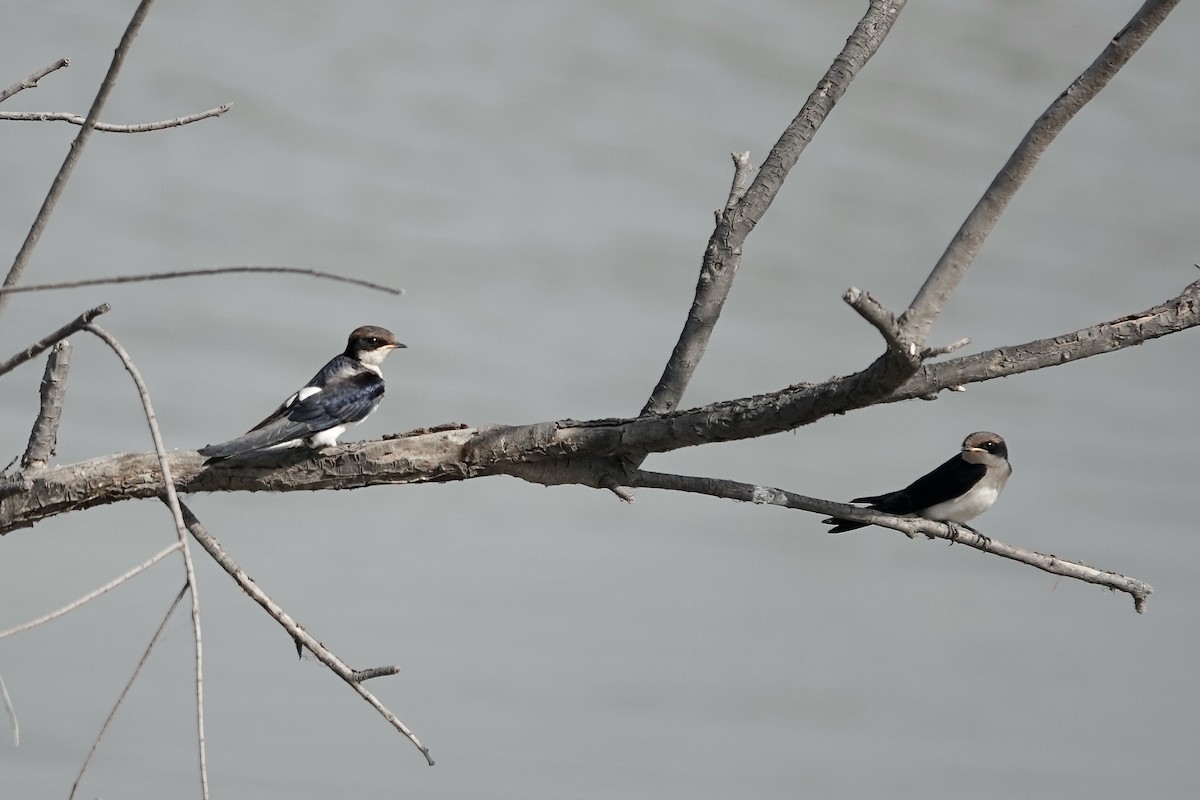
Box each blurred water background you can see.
[2,2,1198,798]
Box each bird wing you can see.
[198,371,384,458]
[824,453,986,533]
[858,455,987,514]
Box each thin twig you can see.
[920,337,971,360]
[69,585,188,800]
[0,671,17,746]
[83,322,209,800]
[0,543,181,640]
[630,470,1152,613]
[174,500,434,766]
[0,0,156,318]
[0,303,109,378]
[0,104,230,132]
[0,267,402,296]
[900,0,1182,343]
[642,0,908,416]
[0,58,70,104]
[21,341,71,471]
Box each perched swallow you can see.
[823,431,1011,534]
[198,325,404,460]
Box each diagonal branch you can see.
[0,543,181,640]
[70,586,188,800]
[0,0,156,318]
[630,470,1152,613]
[0,104,230,132]
[0,303,110,378]
[899,0,1181,343]
[175,500,434,766]
[642,0,908,416]
[887,277,1200,402]
[0,58,70,104]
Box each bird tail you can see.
[198,421,314,460]
[822,518,869,534]
[822,494,889,533]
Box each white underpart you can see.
[307,425,348,448]
[922,483,1001,523]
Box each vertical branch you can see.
[641,0,908,416]
[900,0,1182,343]
[21,341,71,471]
[0,672,17,746]
[83,323,208,800]
[0,0,157,318]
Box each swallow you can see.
[823,431,1011,535]
[198,325,404,460]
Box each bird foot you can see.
[946,522,990,547]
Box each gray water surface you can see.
[2,2,1197,798]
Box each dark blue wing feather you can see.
[199,363,384,459]
[824,454,985,533]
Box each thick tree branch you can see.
[642,0,907,416]
[899,0,1181,343]
[1,277,1194,534]
[0,104,230,132]
[887,277,1200,402]
[21,341,71,471]
[630,470,1152,613]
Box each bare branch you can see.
[630,470,1152,613]
[0,267,402,296]
[642,0,909,416]
[887,278,1200,403]
[0,543,181,639]
[0,0,156,318]
[900,0,1182,343]
[0,104,230,132]
[0,672,17,746]
[3,276,1196,533]
[723,151,754,211]
[70,586,188,800]
[0,303,110,378]
[21,341,71,471]
[844,287,906,352]
[175,500,435,766]
[0,58,70,104]
[920,336,971,360]
[82,322,209,800]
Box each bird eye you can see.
[366,337,379,346]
